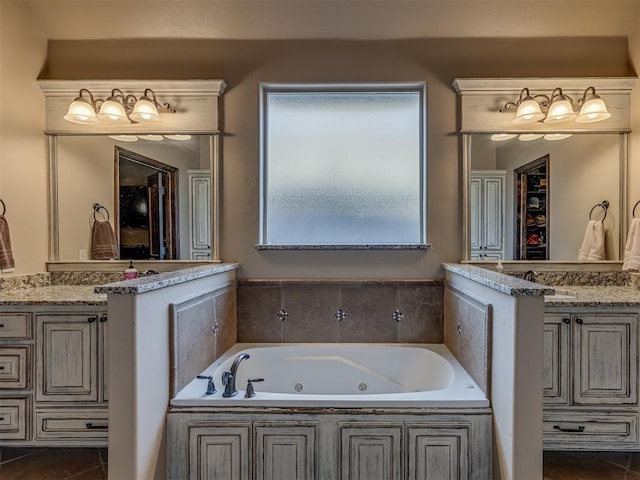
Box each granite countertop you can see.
[94,263,240,295]
[443,263,556,296]
[0,285,106,306]
[544,285,640,308]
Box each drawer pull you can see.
[85,423,108,430]
[0,366,4,370]
[553,425,585,433]
[0,324,4,327]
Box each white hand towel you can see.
[578,220,606,261]
[623,218,640,271]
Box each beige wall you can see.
[36,37,637,279]
[0,1,48,274]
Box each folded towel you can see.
[623,218,640,271]
[91,220,119,260]
[0,215,15,270]
[578,219,606,261]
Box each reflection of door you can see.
[515,155,550,260]
[115,148,178,260]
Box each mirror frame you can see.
[453,77,635,264]
[38,79,226,263]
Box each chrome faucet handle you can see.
[244,378,264,398]
[196,375,216,395]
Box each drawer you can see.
[0,397,28,440]
[0,314,31,339]
[544,411,639,448]
[0,346,29,389]
[34,408,108,441]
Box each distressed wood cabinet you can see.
[0,306,108,446]
[470,170,505,261]
[543,310,639,449]
[188,170,212,260]
[168,411,491,480]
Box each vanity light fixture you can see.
[64,88,175,125]
[500,86,610,125]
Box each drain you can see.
[293,382,304,392]
[358,382,368,392]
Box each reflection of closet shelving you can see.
[470,170,506,260]
[515,155,549,260]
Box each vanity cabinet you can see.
[169,412,491,480]
[543,310,639,449]
[0,306,108,446]
[188,170,212,260]
[470,171,505,260]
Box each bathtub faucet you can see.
[222,353,250,397]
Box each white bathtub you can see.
[171,343,489,408]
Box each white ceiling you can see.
[19,0,640,41]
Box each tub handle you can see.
[197,375,217,395]
[245,378,264,398]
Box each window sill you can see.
[255,244,431,250]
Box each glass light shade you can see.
[490,133,517,142]
[129,98,161,122]
[544,133,573,141]
[165,134,192,141]
[97,98,130,125]
[544,99,577,123]
[576,98,611,123]
[139,134,164,141]
[63,98,99,124]
[513,99,545,124]
[109,135,138,142]
[518,133,543,142]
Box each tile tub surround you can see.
[237,280,444,343]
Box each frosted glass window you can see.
[259,84,427,248]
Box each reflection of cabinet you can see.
[515,155,549,260]
[470,171,505,260]
[188,170,211,260]
[543,310,639,449]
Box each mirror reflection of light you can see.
[544,133,573,141]
[490,133,517,142]
[518,133,544,141]
[109,135,138,142]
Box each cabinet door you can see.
[189,424,251,480]
[469,177,482,251]
[98,313,108,402]
[543,315,570,405]
[36,314,98,402]
[481,175,504,252]
[573,314,638,405]
[340,424,402,480]
[189,173,211,252]
[255,423,317,480]
[407,425,469,480]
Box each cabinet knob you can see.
[87,316,97,323]
[562,318,571,324]
[575,318,584,325]
[99,314,108,323]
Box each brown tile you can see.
[68,466,107,479]
[339,284,397,343]
[0,448,101,480]
[237,285,282,342]
[282,284,340,342]
[0,447,43,464]
[596,450,640,473]
[396,283,444,343]
[543,451,640,480]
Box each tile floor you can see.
[0,447,107,480]
[0,447,638,479]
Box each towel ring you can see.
[92,203,110,222]
[589,200,609,222]
[0,199,6,216]
[633,200,640,219]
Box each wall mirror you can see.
[52,133,216,261]
[38,79,226,264]
[465,132,627,262]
